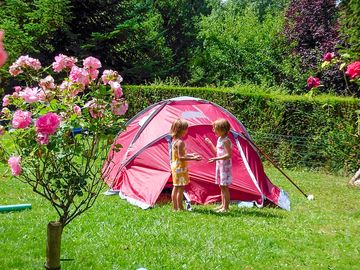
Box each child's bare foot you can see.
[214,205,223,210]
[216,208,229,213]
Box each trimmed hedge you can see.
[123,85,360,174]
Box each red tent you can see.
[102,97,290,210]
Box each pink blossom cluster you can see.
[19,87,45,103]
[323,52,335,62]
[2,94,10,107]
[69,66,90,86]
[111,100,128,116]
[83,56,102,80]
[8,156,21,176]
[346,61,360,80]
[35,112,61,145]
[0,30,7,67]
[52,54,77,72]
[9,55,41,76]
[85,99,105,119]
[39,75,56,90]
[307,76,321,89]
[12,110,32,129]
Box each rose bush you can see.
[0,53,128,268]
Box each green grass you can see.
[1,166,359,270]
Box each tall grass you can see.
[0,165,359,269]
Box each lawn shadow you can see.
[191,207,284,219]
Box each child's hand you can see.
[205,137,212,145]
[193,154,202,161]
[208,157,216,163]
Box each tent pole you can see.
[240,133,309,199]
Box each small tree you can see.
[0,54,127,269]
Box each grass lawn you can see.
[0,165,359,270]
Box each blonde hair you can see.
[213,118,231,135]
[170,118,188,138]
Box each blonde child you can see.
[170,119,202,211]
[205,118,232,212]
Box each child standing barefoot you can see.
[205,119,232,212]
[170,119,202,211]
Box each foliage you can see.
[0,54,127,227]
[153,0,210,82]
[190,3,287,87]
[338,0,360,60]
[1,165,359,269]
[284,0,340,69]
[123,85,360,174]
[55,0,174,84]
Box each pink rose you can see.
[85,99,105,119]
[111,100,128,116]
[109,81,123,98]
[36,133,49,145]
[52,54,77,72]
[12,110,32,129]
[307,76,321,89]
[69,66,90,86]
[83,56,101,71]
[8,156,21,176]
[345,61,360,79]
[9,55,41,76]
[0,30,8,67]
[19,87,45,103]
[73,105,82,115]
[101,69,123,85]
[2,94,10,107]
[323,52,335,62]
[39,75,56,90]
[35,112,61,135]
[14,86,22,93]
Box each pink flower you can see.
[73,105,82,115]
[101,69,123,85]
[9,55,41,76]
[36,133,49,145]
[307,76,321,89]
[109,81,123,98]
[8,156,21,176]
[19,87,45,103]
[35,112,61,135]
[12,110,32,129]
[0,125,4,136]
[111,100,128,116]
[69,66,90,86]
[323,52,335,62]
[14,86,21,93]
[0,30,8,67]
[83,56,101,71]
[2,94,10,107]
[345,61,360,79]
[39,75,56,90]
[85,99,105,119]
[52,54,77,72]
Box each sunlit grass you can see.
[1,165,359,269]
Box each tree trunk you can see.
[45,221,63,270]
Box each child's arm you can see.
[208,139,232,163]
[204,137,216,155]
[178,141,202,161]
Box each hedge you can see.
[123,85,360,175]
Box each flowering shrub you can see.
[0,54,128,228]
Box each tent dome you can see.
[102,97,290,210]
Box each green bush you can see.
[123,85,360,174]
